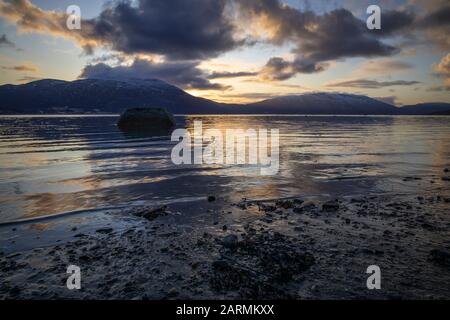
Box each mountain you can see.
[1,78,450,115]
[396,103,450,115]
[430,109,450,115]
[0,78,237,114]
[245,93,398,114]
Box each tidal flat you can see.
[1,191,449,299]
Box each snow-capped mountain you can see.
[0,78,229,114]
[1,79,449,115]
[245,93,398,114]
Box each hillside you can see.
[1,79,450,115]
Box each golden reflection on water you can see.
[0,115,449,221]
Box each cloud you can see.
[16,75,40,83]
[326,78,420,89]
[373,96,399,106]
[417,5,450,29]
[260,56,328,81]
[0,0,98,52]
[350,59,413,78]
[371,9,415,37]
[0,0,242,60]
[222,92,281,101]
[431,53,450,90]
[433,53,450,77]
[359,59,413,73]
[0,33,15,47]
[80,58,230,91]
[87,53,127,65]
[427,85,450,92]
[235,0,409,80]
[207,71,258,79]
[2,64,37,72]
[1,0,448,95]
[91,0,243,60]
[0,0,419,65]
[416,5,450,50]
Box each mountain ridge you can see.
[1,78,449,115]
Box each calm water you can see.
[0,115,449,223]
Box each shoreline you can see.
[1,192,449,299]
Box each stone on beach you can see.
[428,249,450,267]
[134,206,168,221]
[322,200,340,212]
[96,228,113,234]
[222,234,238,249]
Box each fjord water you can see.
[0,115,449,223]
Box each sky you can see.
[0,0,449,105]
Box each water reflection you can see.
[0,115,449,222]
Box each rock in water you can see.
[117,107,176,132]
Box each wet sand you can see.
[1,189,449,299]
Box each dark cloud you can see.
[418,5,450,29]
[326,79,421,89]
[1,0,448,90]
[87,53,126,65]
[207,71,257,79]
[0,0,242,60]
[260,57,327,81]
[88,0,242,60]
[80,59,230,91]
[296,9,398,62]
[0,0,412,66]
[372,10,415,37]
[416,5,450,50]
[236,1,407,80]
[0,33,15,48]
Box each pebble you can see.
[322,200,340,212]
[167,287,178,297]
[96,228,113,234]
[222,234,238,249]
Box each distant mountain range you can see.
[1,78,449,115]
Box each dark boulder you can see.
[428,249,450,267]
[222,234,239,249]
[117,107,176,132]
[322,200,340,212]
[134,206,168,221]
